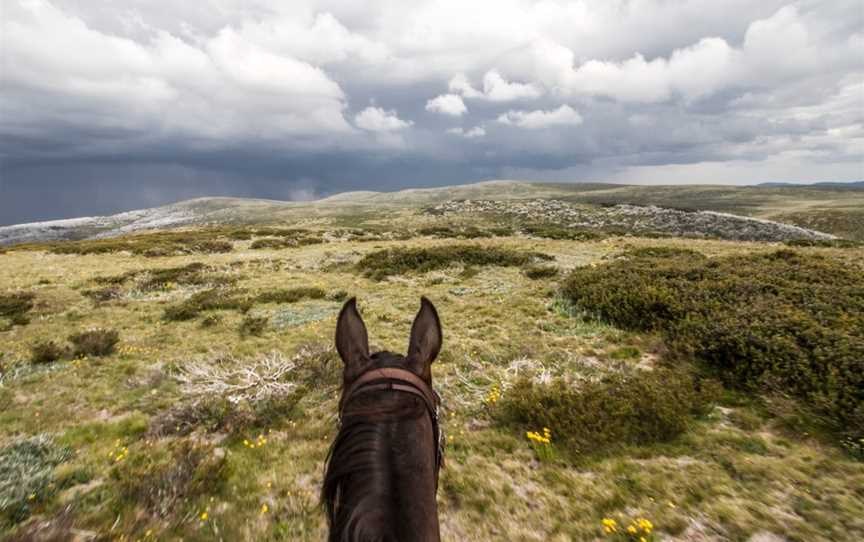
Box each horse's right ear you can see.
[335,297,369,366]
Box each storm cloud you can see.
[1,0,862,224]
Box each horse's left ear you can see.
[406,296,442,379]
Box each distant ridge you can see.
[2,179,861,245]
[757,180,864,188]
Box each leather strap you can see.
[340,367,439,420]
[338,366,444,482]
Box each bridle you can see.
[338,367,445,484]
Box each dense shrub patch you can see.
[249,230,323,249]
[497,369,719,455]
[162,285,329,321]
[522,223,605,241]
[0,292,34,328]
[784,238,862,249]
[561,249,864,436]
[254,287,326,304]
[417,225,513,239]
[523,264,559,280]
[163,288,252,321]
[29,341,67,364]
[357,245,553,280]
[239,315,268,336]
[68,328,120,357]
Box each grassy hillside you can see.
[1,206,863,540]
[3,181,863,245]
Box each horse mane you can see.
[322,382,427,542]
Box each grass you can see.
[1,213,863,541]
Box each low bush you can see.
[240,315,268,336]
[139,262,207,290]
[0,435,71,525]
[162,288,252,321]
[497,369,719,455]
[0,292,34,328]
[522,224,604,241]
[250,235,323,249]
[199,314,223,328]
[68,328,119,357]
[29,341,67,364]
[561,249,864,437]
[111,440,228,519]
[523,264,559,280]
[254,287,326,304]
[784,238,862,248]
[357,245,553,280]
[82,286,122,303]
[416,225,511,239]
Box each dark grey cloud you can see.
[1,0,862,224]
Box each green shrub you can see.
[250,237,293,249]
[139,262,208,290]
[199,314,223,328]
[68,328,119,357]
[784,238,862,249]
[250,235,323,249]
[0,292,34,328]
[497,369,719,455]
[0,435,71,525]
[82,286,122,303]
[608,346,641,360]
[522,224,604,241]
[357,245,553,280]
[561,250,864,437]
[162,288,252,321]
[254,287,326,304]
[29,341,67,364]
[523,264,559,280]
[417,226,501,239]
[240,315,268,336]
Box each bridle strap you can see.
[338,366,444,481]
[340,367,439,421]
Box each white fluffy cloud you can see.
[516,6,862,104]
[354,106,412,132]
[425,94,467,116]
[1,0,861,193]
[449,70,543,102]
[497,105,583,129]
[447,126,486,138]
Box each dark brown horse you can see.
[322,297,443,542]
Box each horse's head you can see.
[324,297,444,542]
[335,296,442,387]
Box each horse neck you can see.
[326,401,440,542]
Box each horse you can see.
[322,297,444,542]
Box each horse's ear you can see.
[406,297,442,379]
[335,298,369,366]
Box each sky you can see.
[1,0,862,225]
